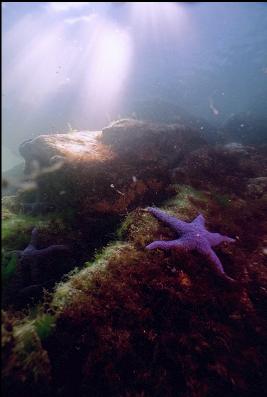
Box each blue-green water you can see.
[2,2,267,170]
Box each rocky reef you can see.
[18,119,206,216]
[2,183,267,397]
[2,118,267,397]
[3,120,208,306]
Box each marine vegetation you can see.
[1,126,267,397]
[2,177,266,397]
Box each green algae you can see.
[163,184,207,217]
[33,314,56,341]
[212,193,232,208]
[1,253,17,288]
[52,241,130,311]
[2,213,48,249]
[2,310,52,392]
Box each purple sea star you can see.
[15,227,69,259]
[146,207,236,283]
[10,228,70,305]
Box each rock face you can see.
[121,98,220,143]
[2,163,25,195]
[247,176,267,199]
[170,143,267,195]
[18,119,206,216]
[19,131,113,173]
[46,185,267,397]
[8,248,74,307]
[101,119,205,161]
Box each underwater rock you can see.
[49,154,66,165]
[101,119,205,162]
[2,163,25,195]
[18,120,206,216]
[45,196,266,397]
[171,144,267,194]
[1,195,21,213]
[2,310,52,397]
[121,98,220,143]
[246,177,267,199]
[17,284,44,304]
[223,142,253,155]
[19,131,112,174]
[3,184,267,397]
[20,201,56,215]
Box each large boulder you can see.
[18,120,207,216]
[121,98,220,143]
[19,131,112,173]
[101,119,205,162]
[170,143,267,195]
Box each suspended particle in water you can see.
[209,97,219,116]
[110,183,124,196]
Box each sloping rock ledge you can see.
[18,119,207,216]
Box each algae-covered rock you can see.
[48,208,264,397]
[122,98,220,143]
[2,310,52,397]
[1,201,76,307]
[101,119,205,162]
[19,131,113,171]
[4,118,267,397]
[3,183,267,397]
[18,120,206,216]
[247,177,267,198]
[2,163,25,195]
[38,186,267,396]
[171,144,267,195]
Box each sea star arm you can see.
[207,232,235,247]
[22,245,69,258]
[22,227,40,254]
[199,245,235,282]
[191,214,205,227]
[30,227,39,247]
[36,245,69,257]
[147,207,186,233]
[146,239,187,251]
